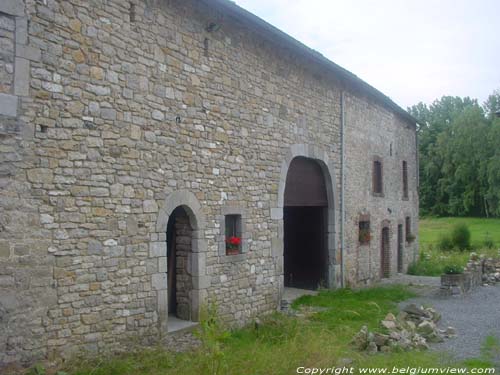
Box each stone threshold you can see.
[167,315,198,334]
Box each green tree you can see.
[409,90,500,217]
[483,89,500,119]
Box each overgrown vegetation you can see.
[450,223,471,251]
[408,89,500,217]
[408,218,499,276]
[437,223,471,252]
[47,285,493,375]
[194,304,230,375]
[419,217,500,248]
[443,264,464,275]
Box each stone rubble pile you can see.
[352,304,456,354]
[479,252,500,285]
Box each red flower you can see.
[227,236,241,246]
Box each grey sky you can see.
[234,0,500,109]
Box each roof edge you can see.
[207,0,419,126]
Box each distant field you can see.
[419,217,500,248]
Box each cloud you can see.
[235,0,500,107]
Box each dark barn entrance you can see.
[284,157,328,289]
[166,206,193,321]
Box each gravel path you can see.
[399,284,500,363]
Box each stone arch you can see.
[271,144,339,293]
[153,190,208,330]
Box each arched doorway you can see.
[154,190,208,331]
[284,157,329,289]
[166,206,194,321]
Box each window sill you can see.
[219,253,248,263]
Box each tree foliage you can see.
[408,89,500,217]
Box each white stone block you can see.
[152,273,167,290]
[0,93,18,117]
[0,0,24,16]
[14,57,30,96]
[150,241,165,257]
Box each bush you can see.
[482,233,495,249]
[406,251,444,276]
[438,235,454,251]
[195,304,230,375]
[443,264,464,275]
[451,223,471,251]
[407,261,418,275]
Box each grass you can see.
[407,246,499,276]
[408,217,500,276]
[56,285,492,375]
[419,217,500,248]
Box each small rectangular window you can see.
[402,161,409,199]
[129,2,136,22]
[373,160,383,195]
[225,215,242,255]
[359,220,371,245]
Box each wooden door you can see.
[381,227,390,278]
[397,224,403,273]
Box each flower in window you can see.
[226,236,241,254]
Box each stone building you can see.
[0,0,418,366]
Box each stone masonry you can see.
[0,0,418,367]
[344,94,419,285]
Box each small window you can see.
[405,216,414,242]
[225,215,242,255]
[129,2,136,22]
[373,160,383,195]
[402,161,409,199]
[359,220,371,245]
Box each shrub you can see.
[406,251,444,276]
[438,235,454,251]
[443,264,463,275]
[482,233,495,249]
[407,261,418,275]
[195,304,230,375]
[451,223,471,251]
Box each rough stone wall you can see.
[343,93,418,286]
[0,0,61,367]
[0,0,419,367]
[0,0,347,366]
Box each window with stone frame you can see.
[402,160,409,199]
[225,214,242,255]
[372,159,383,195]
[359,220,371,245]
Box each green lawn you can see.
[419,217,500,248]
[56,286,491,375]
[409,217,500,276]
